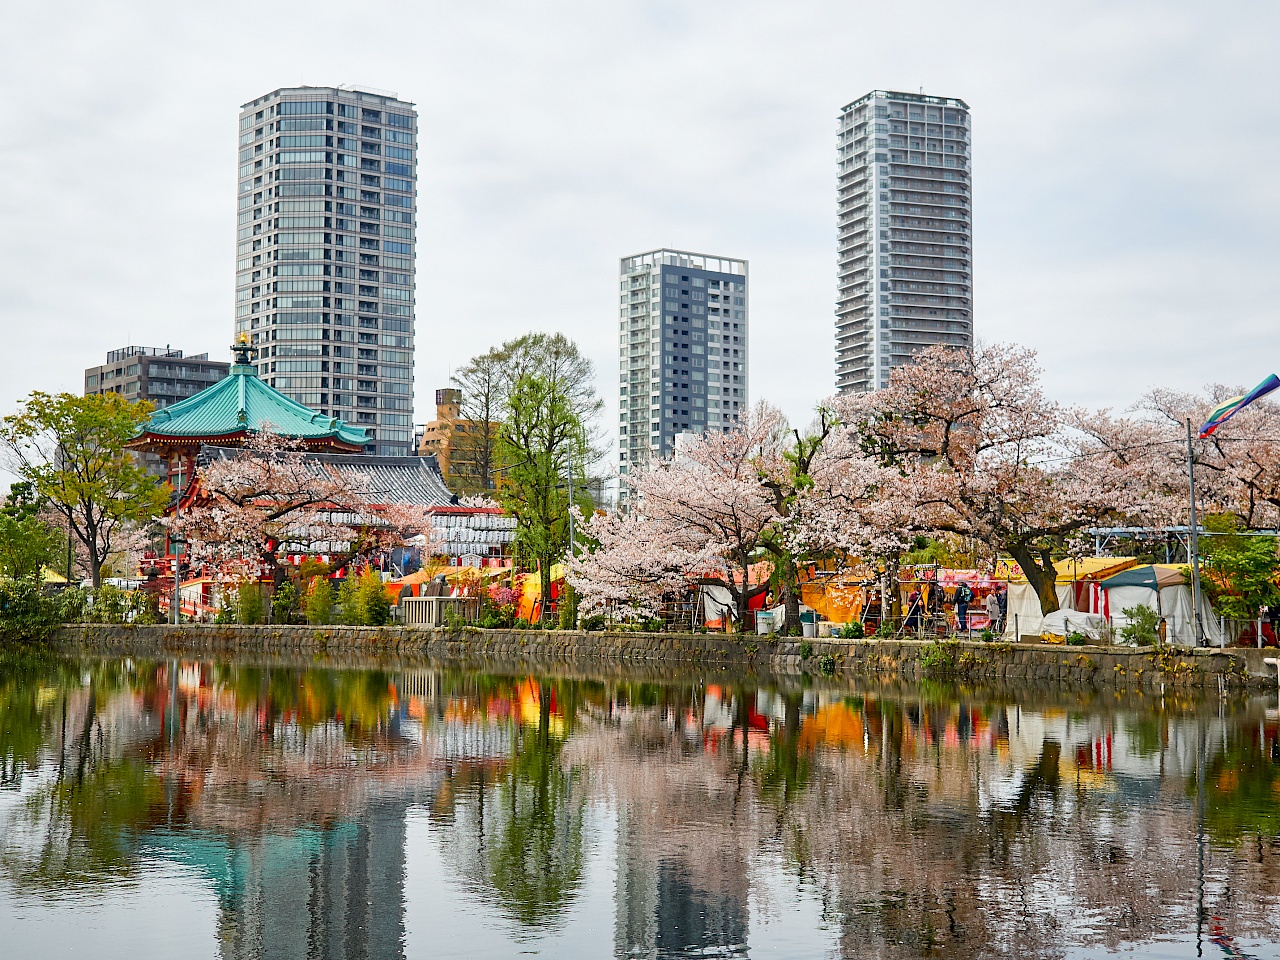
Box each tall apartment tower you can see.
[835,90,972,393]
[235,85,417,455]
[618,249,748,476]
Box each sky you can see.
[2,0,1279,459]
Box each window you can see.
[278,100,332,116]
[385,129,413,144]
[386,112,412,129]
[385,162,411,176]
[385,177,412,192]
[361,109,382,122]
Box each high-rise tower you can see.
[617,249,748,476]
[235,85,417,455]
[835,91,972,393]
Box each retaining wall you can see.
[50,624,1280,690]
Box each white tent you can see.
[1101,565,1223,647]
[1003,583,1075,641]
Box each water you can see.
[3,654,1280,959]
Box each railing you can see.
[400,595,481,627]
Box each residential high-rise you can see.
[617,249,748,476]
[835,90,972,393]
[235,85,417,455]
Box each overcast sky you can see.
[2,0,1278,454]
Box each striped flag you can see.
[1198,374,1280,438]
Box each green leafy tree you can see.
[354,569,391,626]
[499,374,596,621]
[236,582,264,624]
[0,484,62,582]
[0,392,167,588]
[271,580,301,624]
[1199,514,1280,621]
[305,577,334,625]
[337,577,361,625]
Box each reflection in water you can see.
[4,654,1280,958]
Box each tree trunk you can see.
[540,558,552,625]
[737,551,753,630]
[781,558,801,634]
[1008,544,1061,615]
[89,557,103,590]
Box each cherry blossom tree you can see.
[170,432,431,585]
[1140,386,1280,530]
[833,343,1166,615]
[570,405,785,625]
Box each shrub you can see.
[305,578,334,625]
[840,621,865,640]
[1065,631,1088,646]
[90,584,129,624]
[513,617,532,630]
[236,583,264,625]
[129,590,161,625]
[798,640,814,659]
[875,622,896,639]
[580,613,606,632]
[921,640,962,679]
[272,581,301,625]
[56,587,89,623]
[0,577,60,642]
[354,569,391,626]
[818,655,837,675]
[641,617,663,633]
[1119,605,1161,647]
[980,628,996,642]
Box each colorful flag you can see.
[1198,374,1280,438]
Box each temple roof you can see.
[132,337,368,451]
[197,446,458,508]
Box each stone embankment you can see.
[52,624,1280,690]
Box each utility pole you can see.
[566,441,575,558]
[1186,418,1205,646]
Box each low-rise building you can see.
[417,388,501,495]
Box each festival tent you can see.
[1097,564,1223,647]
[1002,557,1138,641]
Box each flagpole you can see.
[1186,418,1204,646]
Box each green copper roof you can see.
[137,351,369,448]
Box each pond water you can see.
[3,654,1280,959]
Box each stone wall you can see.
[51,624,1279,690]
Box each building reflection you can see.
[5,657,1280,958]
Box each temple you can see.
[129,336,370,490]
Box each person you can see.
[954,581,974,632]
[905,587,922,633]
[985,589,1002,633]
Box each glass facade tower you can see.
[617,249,748,476]
[235,85,417,455]
[836,90,972,394]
